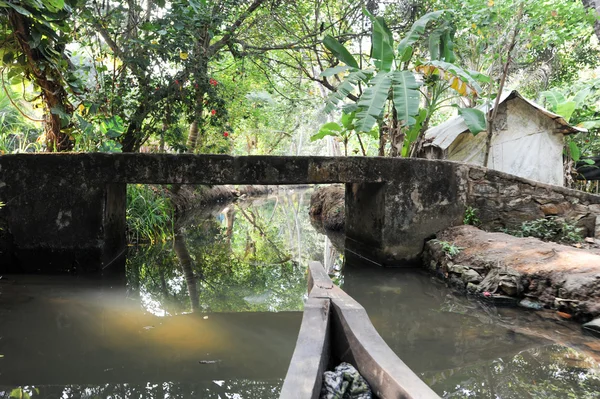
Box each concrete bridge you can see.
[2,153,599,273]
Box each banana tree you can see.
[310,110,377,156]
[320,9,487,157]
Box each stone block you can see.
[469,168,486,180]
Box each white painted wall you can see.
[446,98,565,186]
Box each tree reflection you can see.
[424,345,600,399]
[126,189,326,315]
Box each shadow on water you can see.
[1,188,600,398]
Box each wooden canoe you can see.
[280,261,440,399]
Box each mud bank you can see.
[423,225,600,327]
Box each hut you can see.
[419,90,586,186]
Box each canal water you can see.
[1,189,599,398]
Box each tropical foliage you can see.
[318,10,487,157]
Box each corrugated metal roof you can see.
[424,90,587,151]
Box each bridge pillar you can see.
[345,162,467,266]
[0,174,126,273]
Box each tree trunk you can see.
[378,124,386,156]
[582,0,600,41]
[186,120,200,150]
[389,108,403,157]
[8,10,73,152]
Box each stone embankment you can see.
[423,225,600,335]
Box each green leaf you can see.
[468,70,491,84]
[402,109,428,157]
[428,29,443,61]
[581,159,595,165]
[340,112,355,130]
[568,140,581,162]
[572,87,591,108]
[426,60,483,95]
[555,101,576,122]
[43,0,65,12]
[367,14,395,72]
[540,90,566,111]
[397,11,446,62]
[355,72,393,132]
[391,70,421,127]
[578,120,600,130]
[323,35,359,69]
[458,108,486,135]
[324,70,371,113]
[311,122,342,141]
[442,30,456,63]
[6,3,32,16]
[319,65,349,77]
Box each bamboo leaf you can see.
[397,11,446,61]
[391,70,421,127]
[355,72,393,132]
[323,35,359,69]
[458,108,486,135]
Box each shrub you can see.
[506,217,583,244]
[463,206,480,226]
[126,184,174,243]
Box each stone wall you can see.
[466,167,600,238]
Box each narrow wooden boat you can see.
[280,261,440,399]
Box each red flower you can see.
[175,80,179,85]
[211,109,216,116]
[483,291,491,297]
[209,78,218,86]
[223,131,229,137]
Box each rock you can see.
[499,280,519,296]
[582,318,600,338]
[462,269,482,283]
[541,203,560,216]
[585,237,596,244]
[466,282,478,293]
[519,298,544,310]
[448,264,467,274]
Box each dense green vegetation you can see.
[0,0,598,162]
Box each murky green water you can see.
[1,188,600,398]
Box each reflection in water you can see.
[0,189,319,399]
[2,188,600,398]
[340,258,600,398]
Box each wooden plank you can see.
[280,297,331,399]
